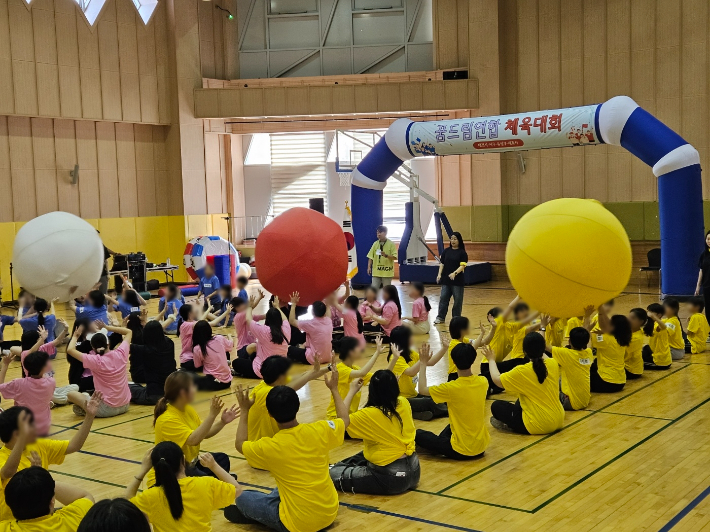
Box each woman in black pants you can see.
[329,370,420,495]
[695,231,710,322]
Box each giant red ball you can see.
[255,208,348,305]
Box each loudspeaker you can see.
[442,70,469,80]
[309,198,324,214]
[70,164,79,184]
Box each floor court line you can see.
[437,363,691,494]
[658,485,710,532]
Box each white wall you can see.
[410,157,436,235]
[244,165,272,217]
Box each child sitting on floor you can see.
[686,297,710,354]
[643,303,672,370]
[547,325,593,411]
[288,294,333,365]
[662,298,685,361]
[415,343,490,460]
[402,282,431,335]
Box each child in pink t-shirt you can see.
[334,295,366,347]
[66,322,133,418]
[359,287,382,324]
[233,291,265,359]
[177,303,231,372]
[191,320,234,391]
[288,293,333,365]
[402,282,431,335]
[233,299,291,379]
[369,285,402,338]
[0,349,55,436]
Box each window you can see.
[244,134,272,165]
[269,132,327,216]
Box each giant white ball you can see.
[13,212,104,301]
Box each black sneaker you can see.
[223,505,258,524]
[412,411,434,421]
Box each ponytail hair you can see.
[646,303,665,336]
[90,332,108,355]
[264,308,285,345]
[344,295,363,333]
[154,371,194,425]
[523,332,547,384]
[411,282,431,312]
[630,308,653,337]
[609,314,632,347]
[33,298,48,327]
[176,304,193,337]
[151,442,184,520]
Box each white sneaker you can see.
[434,317,445,325]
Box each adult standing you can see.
[695,231,710,322]
[96,230,117,295]
[367,226,397,290]
[435,232,468,325]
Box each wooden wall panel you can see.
[31,117,58,215]
[0,117,14,222]
[95,122,121,217]
[53,119,80,215]
[8,117,37,219]
[75,120,100,218]
[134,124,156,217]
[115,123,139,217]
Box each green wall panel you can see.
[604,202,645,241]
[440,206,472,241]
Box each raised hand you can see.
[487,314,497,327]
[29,451,41,468]
[374,336,383,353]
[324,365,339,391]
[419,343,431,364]
[481,344,495,361]
[198,452,216,470]
[17,411,32,440]
[272,296,280,309]
[209,396,224,418]
[235,385,255,410]
[85,391,103,417]
[350,378,364,394]
[389,343,402,361]
[72,325,84,339]
[221,404,240,424]
[290,292,300,305]
[37,326,48,341]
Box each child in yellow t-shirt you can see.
[625,308,653,379]
[387,327,448,420]
[548,326,592,411]
[326,336,383,422]
[662,298,685,361]
[643,303,672,370]
[438,316,495,381]
[686,297,710,354]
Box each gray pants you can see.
[437,284,464,320]
[330,451,420,495]
[671,347,685,361]
[371,276,392,290]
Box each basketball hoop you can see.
[338,171,353,187]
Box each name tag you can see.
[204,283,212,288]
[412,376,419,385]
[327,420,336,430]
[667,323,675,330]
[131,307,140,312]
[579,358,592,365]
[596,335,604,342]
[77,307,84,313]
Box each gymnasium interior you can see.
[2,0,710,531]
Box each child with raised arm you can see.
[113,277,147,318]
[367,285,402,340]
[158,283,185,334]
[65,322,133,418]
[18,300,57,355]
[177,303,229,372]
[232,297,291,379]
[196,264,221,310]
[330,370,420,495]
[387,327,448,420]
[588,306,631,392]
[626,308,652,379]
[415,342,490,459]
[249,355,328,442]
[326,336,383,422]
[331,295,365,347]
[0,401,101,520]
[228,372,347,531]
[643,303,672,370]
[288,292,333,365]
[402,282,431,335]
[488,335,565,435]
[232,292,264,361]
[191,321,234,391]
[126,443,240,532]
[446,316,496,382]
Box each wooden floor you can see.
[4,281,710,532]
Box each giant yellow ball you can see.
[506,198,631,318]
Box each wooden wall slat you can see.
[53,119,80,215]
[0,117,14,222]
[95,121,120,218]
[115,122,139,217]
[8,117,37,220]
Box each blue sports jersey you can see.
[199,275,221,302]
[159,297,184,333]
[20,314,57,343]
[74,304,109,324]
[114,298,142,318]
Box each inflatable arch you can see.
[350,96,704,297]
